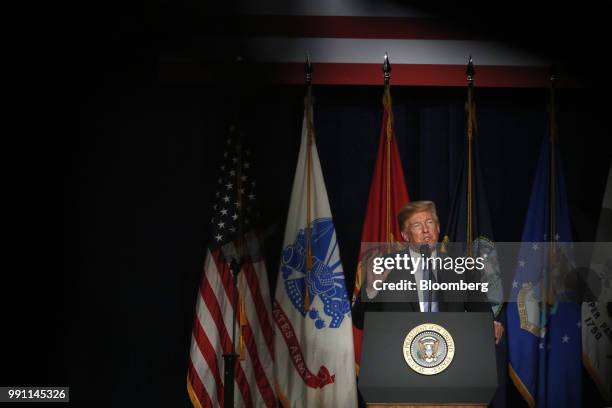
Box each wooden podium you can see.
[359,312,497,407]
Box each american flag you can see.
[187,127,276,408]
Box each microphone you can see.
[420,244,433,312]
[419,244,432,258]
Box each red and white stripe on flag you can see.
[187,243,276,408]
[220,0,572,87]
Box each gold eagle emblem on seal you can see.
[402,323,455,375]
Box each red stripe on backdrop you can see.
[240,16,477,40]
[188,360,214,408]
[242,262,275,358]
[255,63,578,87]
[192,316,225,407]
[200,273,255,408]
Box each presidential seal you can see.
[402,323,455,375]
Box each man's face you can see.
[400,210,440,247]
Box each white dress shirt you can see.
[409,247,439,312]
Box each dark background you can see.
[5,0,611,407]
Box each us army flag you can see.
[273,93,357,407]
[582,164,612,403]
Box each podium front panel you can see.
[359,312,497,405]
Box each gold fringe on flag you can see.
[238,272,247,360]
[234,142,247,361]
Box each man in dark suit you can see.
[364,200,504,344]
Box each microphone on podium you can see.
[419,244,432,259]
[420,244,434,312]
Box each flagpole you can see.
[549,67,557,248]
[383,52,392,251]
[546,67,558,306]
[466,55,475,258]
[304,54,314,313]
[383,51,391,86]
[222,54,247,408]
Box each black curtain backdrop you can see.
[5,42,611,403]
[46,82,607,407]
[7,0,612,407]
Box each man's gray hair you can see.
[397,201,439,231]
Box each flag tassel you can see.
[238,285,247,360]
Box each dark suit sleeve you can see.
[464,268,493,313]
[439,252,492,314]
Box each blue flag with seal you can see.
[506,130,582,407]
[443,78,504,317]
[443,79,506,407]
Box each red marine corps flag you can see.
[351,54,411,372]
[187,126,276,408]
